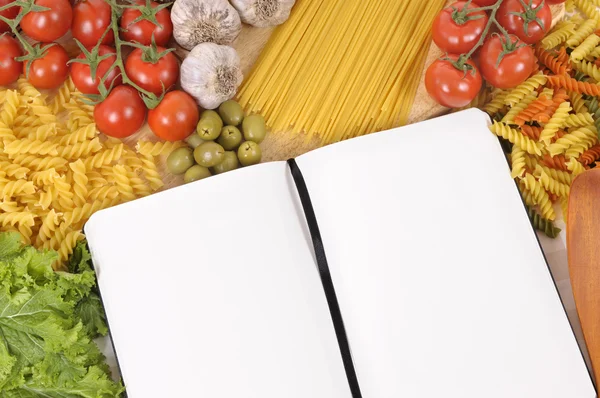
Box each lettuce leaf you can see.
[0,232,124,397]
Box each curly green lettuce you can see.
[0,232,124,397]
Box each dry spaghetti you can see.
[237,0,446,144]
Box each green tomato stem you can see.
[94,4,162,108]
[0,1,38,55]
[455,0,514,70]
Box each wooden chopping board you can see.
[54,3,564,188]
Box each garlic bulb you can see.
[180,43,243,110]
[171,0,242,50]
[229,0,295,28]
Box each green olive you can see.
[194,141,225,167]
[185,134,205,149]
[201,109,222,123]
[218,100,244,126]
[166,147,195,175]
[242,114,267,143]
[217,126,243,150]
[237,141,262,166]
[213,151,239,174]
[184,165,211,183]
[196,117,223,141]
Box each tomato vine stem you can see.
[451,0,515,71]
[0,0,169,109]
[96,2,165,109]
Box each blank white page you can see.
[85,162,351,398]
[296,109,595,397]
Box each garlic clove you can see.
[180,43,243,110]
[229,0,295,28]
[172,0,242,51]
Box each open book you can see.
[85,109,595,397]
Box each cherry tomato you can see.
[472,0,499,5]
[425,55,482,108]
[148,91,199,141]
[0,35,23,86]
[0,0,19,33]
[479,34,535,89]
[432,1,489,54]
[72,0,114,48]
[124,47,179,95]
[498,0,552,44]
[20,0,72,42]
[70,45,122,95]
[94,86,147,138]
[24,44,69,89]
[120,0,173,46]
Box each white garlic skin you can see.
[230,0,295,28]
[171,0,242,50]
[180,43,243,110]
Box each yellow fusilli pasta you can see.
[0,180,35,197]
[572,59,600,81]
[502,92,538,124]
[569,91,589,113]
[542,23,576,49]
[30,168,59,186]
[140,154,164,190]
[35,209,60,247]
[519,173,556,220]
[0,81,166,267]
[548,126,597,156]
[571,33,600,61]
[56,230,83,265]
[562,112,595,128]
[539,101,572,145]
[136,140,185,157]
[69,159,89,207]
[112,165,136,202]
[566,18,598,47]
[489,121,542,155]
[4,138,59,157]
[573,0,600,28]
[504,74,548,107]
[511,144,527,178]
[58,137,102,159]
[534,164,570,197]
[58,122,97,146]
[51,78,75,114]
[83,143,124,170]
[482,89,509,115]
[567,158,586,175]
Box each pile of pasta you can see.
[237,0,446,144]
[481,3,600,238]
[0,78,176,269]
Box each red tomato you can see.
[72,0,114,48]
[148,91,199,141]
[425,55,482,108]
[120,0,173,46]
[24,44,69,89]
[479,34,535,89]
[0,0,19,33]
[546,0,566,3]
[20,0,72,42]
[0,35,23,86]
[497,0,552,44]
[71,45,122,95]
[94,85,147,138]
[432,1,488,54]
[472,0,499,5]
[124,47,179,96]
